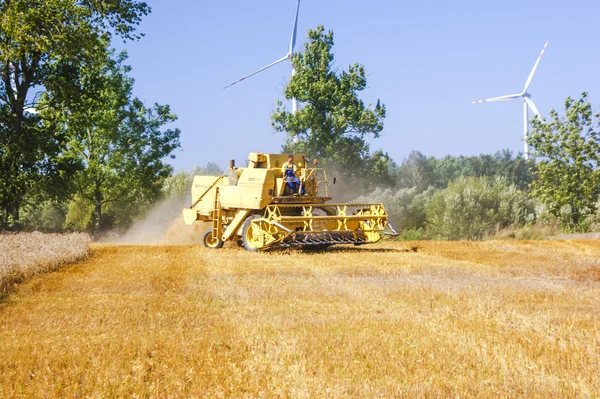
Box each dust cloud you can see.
[116,195,204,245]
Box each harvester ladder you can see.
[211,186,222,241]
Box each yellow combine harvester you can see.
[182,152,397,251]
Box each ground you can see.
[0,240,599,397]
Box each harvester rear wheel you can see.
[241,217,264,252]
[202,230,224,249]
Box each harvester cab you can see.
[182,152,398,251]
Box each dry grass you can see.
[0,232,91,296]
[1,240,599,397]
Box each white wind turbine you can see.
[471,41,549,160]
[224,0,301,113]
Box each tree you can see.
[395,151,433,190]
[271,25,386,180]
[0,101,79,228]
[527,92,600,231]
[354,186,436,232]
[0,0,150,228]
[364,150,395,189]
[44,49,180,234]
[426,150,532,190]
[163,163,224,199]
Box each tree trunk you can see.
[92,185,103,238]
[6,202,21,231]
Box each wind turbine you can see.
[470,41,549,160]
[224,0,301,113]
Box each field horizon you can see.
[1,240,599,397]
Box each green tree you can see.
[426,150,532,190]
[271,25,386,180]
[20,200,68,232]
[354,186,436,232]
[395,151,433,191]
[44,49,180,234]
[527,92,600,231]
[0,0,149,228]
[163,163,224,199]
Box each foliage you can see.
[44,49,180,234]
[363,150,396,190]
[271,25,386,180]
[0,98,79,229]
[0,0,150,228]
[163,163,224,199]
[426,176,533,240]
[354,186,436,231]
[426,150,533,190]
[527,93,600,232]
[398,228,424,241]
[19,201,68,233]
[394,151,433,191]
[63,196,93,232]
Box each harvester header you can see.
[182,152,397,251]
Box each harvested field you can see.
[1,240,599,397]
[0,233,91,296]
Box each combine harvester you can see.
[183,152,398,251]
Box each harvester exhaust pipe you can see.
[228,159,238,185]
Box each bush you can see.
[353,186,436,231]
[20,202,68,233]
[398,228,424,241]
[426,176,534,240]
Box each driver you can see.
[281,155,304,195]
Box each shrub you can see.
[398,228,424,241]
[353,186,436,231]
[426,176,534,240]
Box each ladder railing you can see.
[211,186,222,241]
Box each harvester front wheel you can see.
[241,217,263,252]
[202,230,224,249]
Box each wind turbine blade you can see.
[523,40,549,93]
[223,55,289,89]
[524,97,540,116]
[289,0,300,54]
[470,93,522,104]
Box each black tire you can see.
[202,230,224,249]
[241,216,261,252]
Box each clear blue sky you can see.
[117,0,600,171]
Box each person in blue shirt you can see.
[281,155,304,195]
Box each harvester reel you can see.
[202,230,224,249]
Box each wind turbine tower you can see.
[471,41,549,160]
[224,0,301,113]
